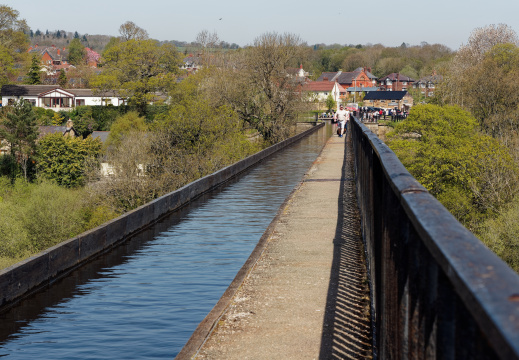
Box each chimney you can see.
[57,49,60,55]
[300,64,303,69]
[323,77,329,81]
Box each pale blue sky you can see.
[4,0,519,50]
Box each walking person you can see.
[335,105,349,138]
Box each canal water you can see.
[0,125,332,359]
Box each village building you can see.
[362,90,414,110]
[302,81,346,109]
[378,73,415,91]
[1,85,125,110]
[413,73,442,98]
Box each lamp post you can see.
[354,78,356,104]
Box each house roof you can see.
[346,86,379,92]
[316,72,341,82]
[1,85,123,98]
[1,85,60,97]
[303,81,335,92]
[336,71,361,84]
[91,131,110,143]
[416,74,443,84]
[363,91,408,101]
[353,67,378,80]
[38,126,67,137]
[379,73,415,82]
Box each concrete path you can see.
[189,129,372,359]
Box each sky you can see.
[4,0,519,51]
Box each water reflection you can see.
[0,126,330,359]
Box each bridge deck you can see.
[189,129,372,359]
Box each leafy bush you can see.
[36,133,102,187]
[386,104,519,230]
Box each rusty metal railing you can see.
[351,118,519,359]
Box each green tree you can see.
[58,68,67,87]
[25,55,41,84]
[0,5,30,86]
[92,39,181,116]
[325,94,336,112]
[0,99,39,181]
[68,37,86,66]
[386,104,519,230]
[106,111,147,148]
[36,133,102,187]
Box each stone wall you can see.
[0,122,324,311]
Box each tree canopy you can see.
[92,38,181,116]
[386,104,519,230]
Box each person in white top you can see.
[335,105,350,138]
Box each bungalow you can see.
[1,85,125,110]
[362,91,413,110]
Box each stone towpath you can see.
[178,128,373,360]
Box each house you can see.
[413,73,442,98]
[362,91,413,110]
[38,119,78,139]
[287,64,309,79]
[1,85,125,110]
[302,81,346,109]
[378,73,414,91]
[317,68,376,96]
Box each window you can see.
[402,81,407,85]
[76,99,85,106]
[420,83,426,88]
[428,92,434,97]
[429,84,435,89]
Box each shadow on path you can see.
[319,128,373,359]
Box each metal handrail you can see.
[351,117,519,359]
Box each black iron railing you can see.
[351,118,519,360]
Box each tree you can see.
[58,69,68,87]
[119,21,148,41]
[325,94,336,112]
[36,133,102,187]
[92,39,181,116]
[25,55,41,85]
[0,99,39,181]
[106,111,147,148]
[436,24,519,109]
[74,31,79,39]
[0,5,30,86]
[386,104,519,230]
[205,32,307,144]
[68,37,86,66]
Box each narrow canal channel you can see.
[0,124,332,359]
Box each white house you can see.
[302,80,345,105]
[1,85,125,110]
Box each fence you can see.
[351,118,519,359]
